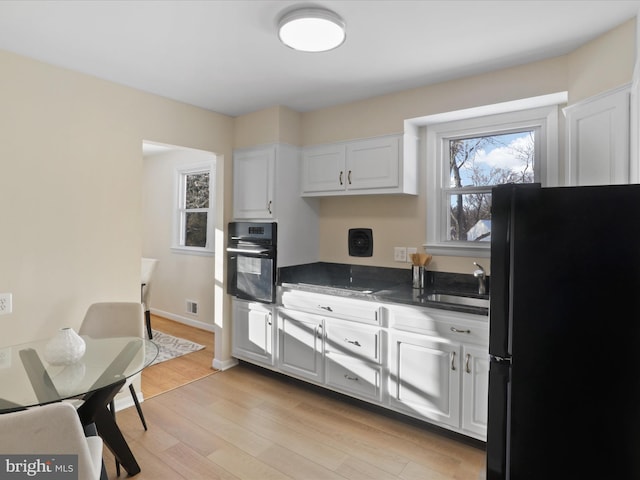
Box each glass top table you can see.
[0,335,158,476]
[0,335,158,412]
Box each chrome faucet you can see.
[473,262,486,295]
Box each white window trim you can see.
[422,98,562,258]
[171,160,216,256]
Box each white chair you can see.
[79,302,148,431]
[0,402,104,480]
[141,257,158,339]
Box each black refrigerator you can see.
[487,183,640,480]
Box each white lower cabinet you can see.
[389,331,461,429]
[387,304,489,440]
[461,344,490,438]
[232,290,488,441]
[231,299,275,367]
[277,308,324,383]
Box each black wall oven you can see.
[226,222,277,304]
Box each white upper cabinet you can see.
[233,146,276,219]
[301,134,417,196]
[563,84,631,186]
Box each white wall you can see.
[142,147,217,331]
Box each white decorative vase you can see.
[44,327,86,366]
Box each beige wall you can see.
[0,50,234,363]
[568,18,636,103]
[233,105,302,148]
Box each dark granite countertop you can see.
[278,262,489,316]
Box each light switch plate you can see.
[0,293,12,315]
[393,247,407,262]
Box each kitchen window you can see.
[425,103,560,257]
[173,161,215,255]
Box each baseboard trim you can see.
[150,308,215,332]
[213,357,238,371]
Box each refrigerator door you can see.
[488,184,640,479]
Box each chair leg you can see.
[129,384,148,431]
[109,401,121,477]
[145,310,152,339]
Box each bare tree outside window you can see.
[182,171,210,248]
[448,131,534,241]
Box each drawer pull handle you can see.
[345,339,361,347]
[344,374,359,382]
[465,353,471,374]
[319,305,333,312]
[348,170,352,185]
[450,327,471,334]
[451,351,456,371]
[339,171,343,185]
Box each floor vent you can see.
[186,300,198,315]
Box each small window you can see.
[447,130,535,242]
[425,104,559,257]
[173,162,215,255]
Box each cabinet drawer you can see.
[280,289,380,325]
[386,304,488,346]
[324,321,382,364]
[325,355,383,402]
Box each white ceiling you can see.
[0,1,638,117]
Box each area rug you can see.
[146,329,205,366]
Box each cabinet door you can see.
[564,85,630,186]
[389,331,460,428]
[461,344,489,439]
[231,300,274,366]
[233,147,275,219]
[301,144,346,194]
[278,309,324,383]
[346,136,400,191]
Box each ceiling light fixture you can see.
[278,7,346,53]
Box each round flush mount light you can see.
[278,7,346,52]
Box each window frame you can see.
[425,104,559,257]
[172,161,215,256]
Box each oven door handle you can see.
[226,247,273,257]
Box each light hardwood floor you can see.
[105,317,486,480]
[141,315,218,399]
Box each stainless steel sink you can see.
[425,293,490,308]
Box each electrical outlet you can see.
[407,247,418,262]
[0,293,12,315]
[393,247,407,262]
